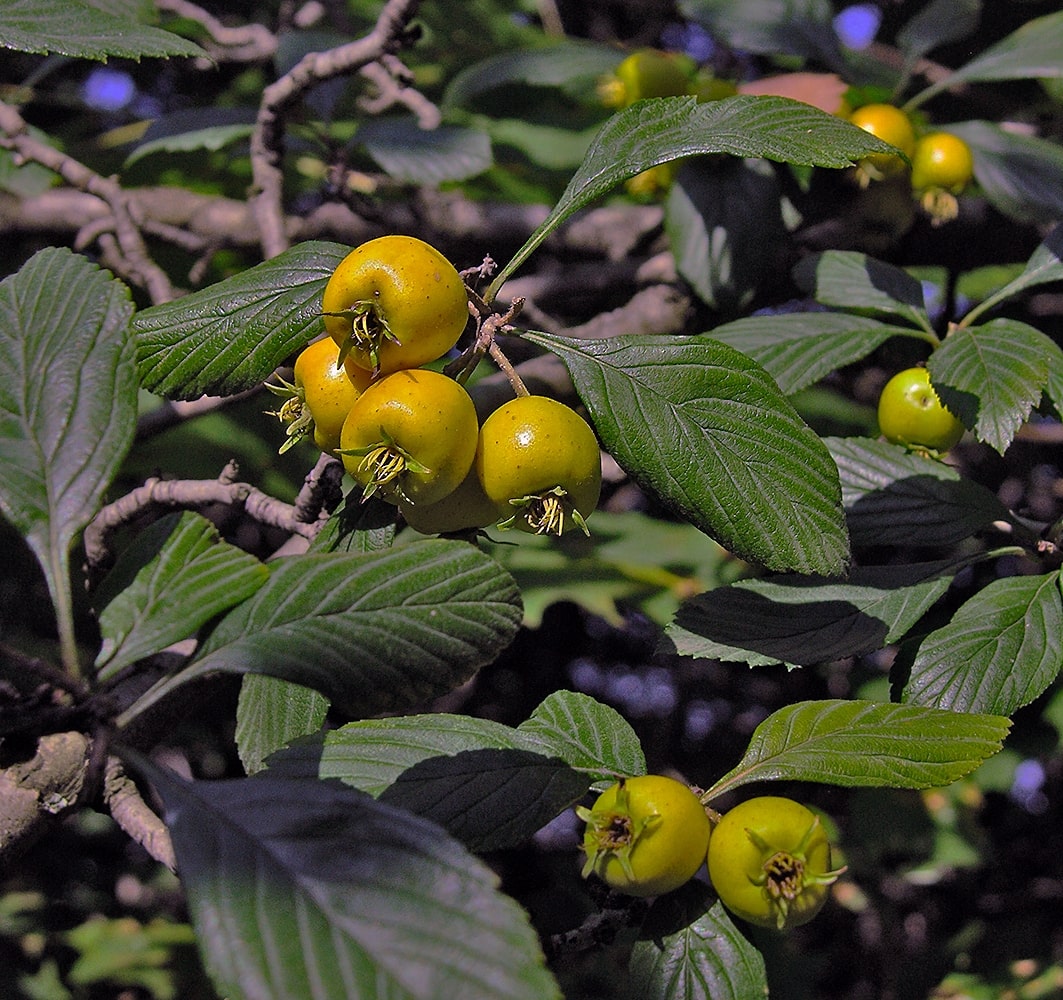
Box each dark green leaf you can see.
[309,494,399,555]
[946,120,1063,224]
[826,437,1009,547]
[630,889,768,1000]
[521,330,849,574]
[708,312,906,395]
[930,10,1063,86]
[0,0,207,61]
[379,749,588,852]
[442,41,622,110]
[265,714,541,789]
[95,512,268,680]
[665,557,976,668]
[792,251,932,331]
[967,225,1063,319]
[0,248,137,643]
[517,690,647,780]
[360,119,492,185]
[665,157,785,314]
[929,319,1054,453]
[679,0,844,69]
[119,540,522,723]
[896,0,979,62]
[704,700,1011,800]
[491,95,901,291]
[141,763,561,1000]
[134,241,348,400]
[903,572,1063,716]
[263,712,588,851]
[125,109,257,166]
[234,676,329,776]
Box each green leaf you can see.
[490,95,901,292]
[629,889,768,1000]
[134,241,348,400]
[0,0,208,61]
[125,109,257,167]
[826,437,1009,547]
[0,248,137,669]
[359,119,492,185]
[379,749,588,852]
[964,225,1063,322]
[944,120,1063,224]
[263,712,587,852]
[665,557,976,668]
[516,690,647,780]
[234,676,329,776]
[94,512,268,680]
[896,0,980,63]
[902,572,1063,716]
[927,10,1063,88]
[262,691,646,850]
[792,251,933,332]
[141,764,561,1000]
[703,700,1011,801]
[119,540,522,723]
[708,312,906,395]
[472,117,601,170]
[442,41,623,110]
[679,0,843,69]
[309,495,399,555]
[521,330,849,575]
[265,714,542,793]
[665,157,786,314]
[929,319,1054,453]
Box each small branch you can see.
[103,756,176,873]
[358,58,441,127]
[84,466,322,570]
[249,0,423,257]
[0,100,174,304]
[293,452,345,525]
[156,0,279,62]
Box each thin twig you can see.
[156,0,278,62]
[103,756,177,873]
[249,0,423,257]
[0,100,175,304]
[83,467,322,570]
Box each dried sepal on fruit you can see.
[706,796,845,931]
[579,775,712,898]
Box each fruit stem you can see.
[488,341,530,397]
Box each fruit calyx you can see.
[499,486,590,537]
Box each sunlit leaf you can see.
[704,699,1010,800]
[708,312,907,395]
[903,572,1063,716]
[929,319,1054,453]
[522,330,849,574]
[0,248,137,658]
[119,540,521,724]
[95,512,268,679]
[134,241,347,400]
[0,0,207,61]
[491,95,900,291]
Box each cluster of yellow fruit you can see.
[273,235,601,536]
[579,776,845,931]
[848,103,975,223]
